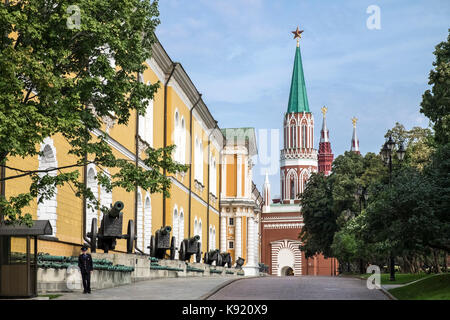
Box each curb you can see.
[379,286,397,300]
[199,276,261,300]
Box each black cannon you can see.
[87,201,136,253]
[218,252,232,268]
[179,235,201,262]
[235,257,245,269]
[203,249,222,266]
[259,263,269,273]
[148,226,176,260]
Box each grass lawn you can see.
[360,272,433,285]
[389,273,450,300]
[38,294,62,299]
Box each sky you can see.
[155,0,450,197]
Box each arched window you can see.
[137,189,144,250]
[198,219,202,245]
[138,91,154,147]
[302,124,307,148]
[100,169,112,221]
[290,177,295,200]
[209,226,213,250]
[209,153,217,196]
[194,217,198,237]
[173,206,179,247]
[179,117,185,164]
[179,209,184,247]
[144,195,152,254]
[174,110,180,161]
[212,226,216,250]
[37,138,58,236]
[86,165,99,234]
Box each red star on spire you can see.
[292,26,304,40]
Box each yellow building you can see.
[220,128,263,275]
[2,37,225,260]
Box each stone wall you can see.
[37,253,247,293]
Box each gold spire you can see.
[321,106,328,117]
[352,117,358,128]
[292,26,304,47]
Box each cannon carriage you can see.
[87,201,136,253]
[203,249,222,266]
[178,235,201,262]
[148,226,176,260]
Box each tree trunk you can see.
[444,253,448,273]
[433,249,441,274]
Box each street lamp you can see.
[354,185,369,274]
[379,135,405,281]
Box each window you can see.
[229,217,234,226]
[290,177,295,200]
[137,189,143,250]
[228,241,234,249]
[86,165,98,235]
[302,124,306,148]
[195,137,203,183]
[209,153,217,196]
[144,195,152,254]
[37,138,58,236]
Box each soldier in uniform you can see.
[78,246,93,294]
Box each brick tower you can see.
[280,29,318,203]
[318,107,334,175]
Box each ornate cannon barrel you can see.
[236,257,245,269]
[108,201,124,218]
[189,235,200,243]
[159,226,172,236]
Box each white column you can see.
[235,215,242,259]
[247,217,255,266]
[254,217,259,265]
[220,216,227,252]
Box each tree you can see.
[0,0,187,225]
[299,173,336,258]
[420,29,450,145]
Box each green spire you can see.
[287,45,310,113]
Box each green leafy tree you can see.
[420,29,450,145]
[299,173,336,258]
[0,0,187,225]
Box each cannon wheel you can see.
[149,235,156,257]
[204,252,210,265]
[89,218,97,253]
[226,255,232,268]
[169,236,176,260]
[127,220,135,254]
[216,253,222,267]
[195,242,201,263]
[179,241,186,261]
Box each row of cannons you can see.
[86,201,245,268]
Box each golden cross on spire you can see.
[292,26,304,47]
[352,117,358,128]
[321,106,328,117]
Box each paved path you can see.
[55,277,238,300]
[207,276,389,300]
